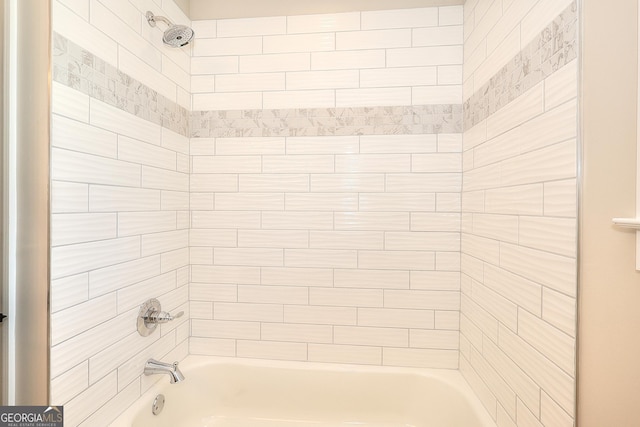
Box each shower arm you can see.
[146,11,174,28]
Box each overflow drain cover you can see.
[152,394,165,416]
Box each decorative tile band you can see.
[52,33,190,137]
[191,104,463,138]
[463,1,577,131]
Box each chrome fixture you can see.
[146,11,195,48]
[137,298,184,337]
[144,359,185,384]
[152,394,166,415]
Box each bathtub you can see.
[111,356,497,427]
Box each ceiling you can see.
[177,0,464,20]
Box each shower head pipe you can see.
[146,11,174,28]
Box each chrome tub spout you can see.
[144,359,185,384]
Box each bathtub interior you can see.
[120,356,496,427]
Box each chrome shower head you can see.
[146,11,194,48]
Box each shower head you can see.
[146,11,194,48]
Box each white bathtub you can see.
[111,356,497,427]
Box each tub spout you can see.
[144,359,185,384]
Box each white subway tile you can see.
[309,343,381,365]
[192,319,259,339]
[335,154,409,173]
[141,229,189,257]
[411,213,460,232]
[190,337,236,356]
[435,311,459,330]
[359,251,436,271]
[52,115,117,158]
[191,56,239,75]
[520,0,574,46]
[261,211,333,230]
[190,174,239,192]
[63,371,117,427]
[89,255,161,298]
[189,283,238,304]
[384,347,458,369]
[337,29,411,50]
[311,50,385,70]
[287,12,360,34]
[192,155,261,173]
[51,274,89,313]
[217,16,286,37]
[89,185,161,212]
[191,265,260,284]
[116,271,176,313]
[262,322,332,343]
[190,229,237,247]
[238,340,307,361]
[519,216,576,258]
[262,267,333,287]
[263,154,334,173]
[286,136,359,154]
[362,8,438,30]
[439,6,463,25]
[286,70,360,90]
[410,271,460,291]
[412,153,461,172]
[240,53,310,73]
[240,174,309,192]
[285,193,358,212]
[360,134,437,154]
[53,1,117,65]
[283,247,359,269]
[215,72,285,92]
[191,75,215,93]
[386,173,461,193]
[335,212,410,231]
[385,290,459,310]
[90,98,161,145]
[52,181,88,213]
[142,166,188,192]
[238,230,309,248]
[52,148,141,188]
[359,193,436,212]
[311,174,384,192]
[285,306,356,325]
[215,302,283,322]
[334,269,409,289]
[264,33,335,53]
[51,293,116,345]
[486,82,545,140]
[118,136,177,170]
[545,60,578,111]
[238,285,308,305]
[438,65,464,85]
[215,193,284,211]
[413,26,463,47]
[410,329,458,350]
[52,213,117,246]
[310,231,383,250]
[193,36,262,56]
[385,232,459,251]
[412,85,462,104]
[519,99,577,154]
[473,26,520,90]
[215,248,283,267]
[360,67,437,88]
[51,236,140,280]
[387,46,463,67]
[216,137,286,155]
[483,264,542,317]
[193,92,262,110]
[336,325,408,347]
[118,211,176,237]
[337,87,412,107]
[264,90,335,109]
[51,360,88,404]
[191,20,217,38]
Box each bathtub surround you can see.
[47,1,580,427]
[461,0,578,426]
[50,1,191,426]
[188,6,464,368]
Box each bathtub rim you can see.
[110,354,498,427]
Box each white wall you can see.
[461,0,578,426]
[188,7,465,368]
[50,1,191,425]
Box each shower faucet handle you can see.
[137,299,184,336]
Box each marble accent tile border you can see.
[191,104,463,138]
[52,33,190,137]
[463,1,577,131]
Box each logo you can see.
[0,406,63,427]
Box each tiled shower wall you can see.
[461,0,578,426]
[49,1,191,426]
[188,7,465,367]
